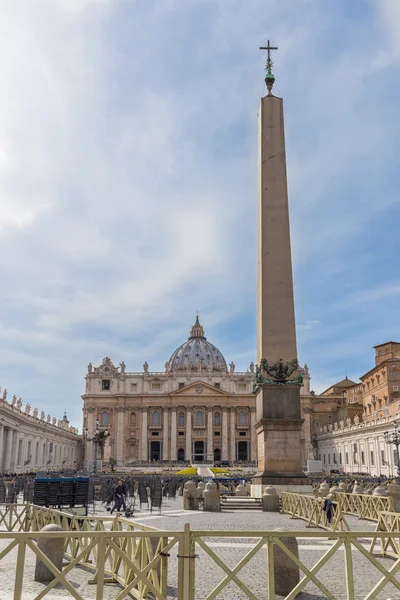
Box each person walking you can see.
[110,480,127,514]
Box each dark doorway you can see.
[214,448,221,462]
[150,441,161,462]
[177,448,185,462]
[238,441,248,461]
[193,441,205,463]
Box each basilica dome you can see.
[166,316,227,373]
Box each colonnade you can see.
[0,424,78,473]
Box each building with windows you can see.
[82,316,313,466]
[0,389,80,474]
[315,341,400,475]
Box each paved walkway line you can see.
[197,466,214,478]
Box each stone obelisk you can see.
[252,42,311,496]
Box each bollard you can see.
[203,482,221,512]
[34,524,65,583]
[183,480,198,510]
[271,528,300,596]
[197,481,206,499]
[387,483,400,512]
[319,482,330,498]
[373,485,387,497]
[262,486,279,512]
[235,483,247,497]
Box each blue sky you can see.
[1,0,400,427]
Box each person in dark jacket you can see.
[110,480,127,514]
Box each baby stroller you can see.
[124,496,136,518]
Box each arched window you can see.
[130,411,137,426]
[238,411,246,425]
[195,411,203,426]
[101,412,109,426]
[152,411,160,426]
[178,412,185,426]
[214,412,221,426]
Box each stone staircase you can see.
[220,496,263,510]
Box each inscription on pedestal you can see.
[259,430,301,472]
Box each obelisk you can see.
[252,42,311,496]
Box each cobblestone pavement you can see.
[0,498,398,599]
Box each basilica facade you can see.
[82,317,259,466]
[82,316,313,467]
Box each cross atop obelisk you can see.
[259,40,278,94]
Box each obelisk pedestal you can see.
[251,47,311,497]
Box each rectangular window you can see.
[214,383,220,389]
[151,431,159,436]
[371,450,375,466]
[151,383,161,390]
[214,431,221,436]
[333,453,336,464]
[102,380,110,390]
[346,452,349,464]
[178,431,184,436]
[393,372,398,379]
[328,454,330,464]
[237,383,247,391]
[323,454,326,464]
[239,431,246,436]
[381,449,385,465]
[339,452,342,465]
[394,386,399,391]
[361,451,365,464]
[179,383,184,389]
[130,383,137,390]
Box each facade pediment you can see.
[170,381,228,396]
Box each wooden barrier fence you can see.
[0,504,400,599]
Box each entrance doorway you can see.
[238,441,248,461]
[177,448,185,462]
[150,441,161,462]
[214,448,221,462]
[193,441,205,463]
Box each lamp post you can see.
[84,419,110,474]
[384,421,400,480]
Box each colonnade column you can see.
[3,429,13,473]
[185,409,192,463]
[230,409,236,462]
[222,408,228,460]
[115,407,125,466]
[207,409,213,463]
[170,408,177,461]
[0,425,4,472]
[140,408,148,461]
[163,408,169,460]
[250,408,256,462]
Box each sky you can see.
[1,0,400,428]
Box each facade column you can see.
[140,408,148,461]
[0,425,4,472]
[10,431,19,472]
[230,409,236,462]
[185,409,192,463]
[86,408,96,463]
[222,408,228,460]
[170,408,177,461]
[115,408,125,465]
[163,408,169,460]
[250,408,256,462]
[207,409,213,463]
[3,429,13,473]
